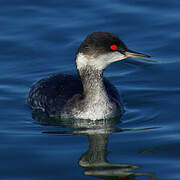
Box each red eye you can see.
[110,44,118,51]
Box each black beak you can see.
[125,49,150,59]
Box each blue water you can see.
[0,0,180,179]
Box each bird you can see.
[27,32,150,120]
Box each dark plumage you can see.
[77,32,127,57]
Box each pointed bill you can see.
[125,49,151,58]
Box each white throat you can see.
[76,52,125,70]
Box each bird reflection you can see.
[32,111,156,180]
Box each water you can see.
[0,0,180,179]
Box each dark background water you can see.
[0,0,180,179]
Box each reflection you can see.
[33,111,156,179]
[78,132,155,180]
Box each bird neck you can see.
[77,65,107,100]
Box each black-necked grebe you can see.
[28,32,150,120]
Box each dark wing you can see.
[27,74,83,115]
[104,78,120,102]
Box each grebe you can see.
[28,32,150,120]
